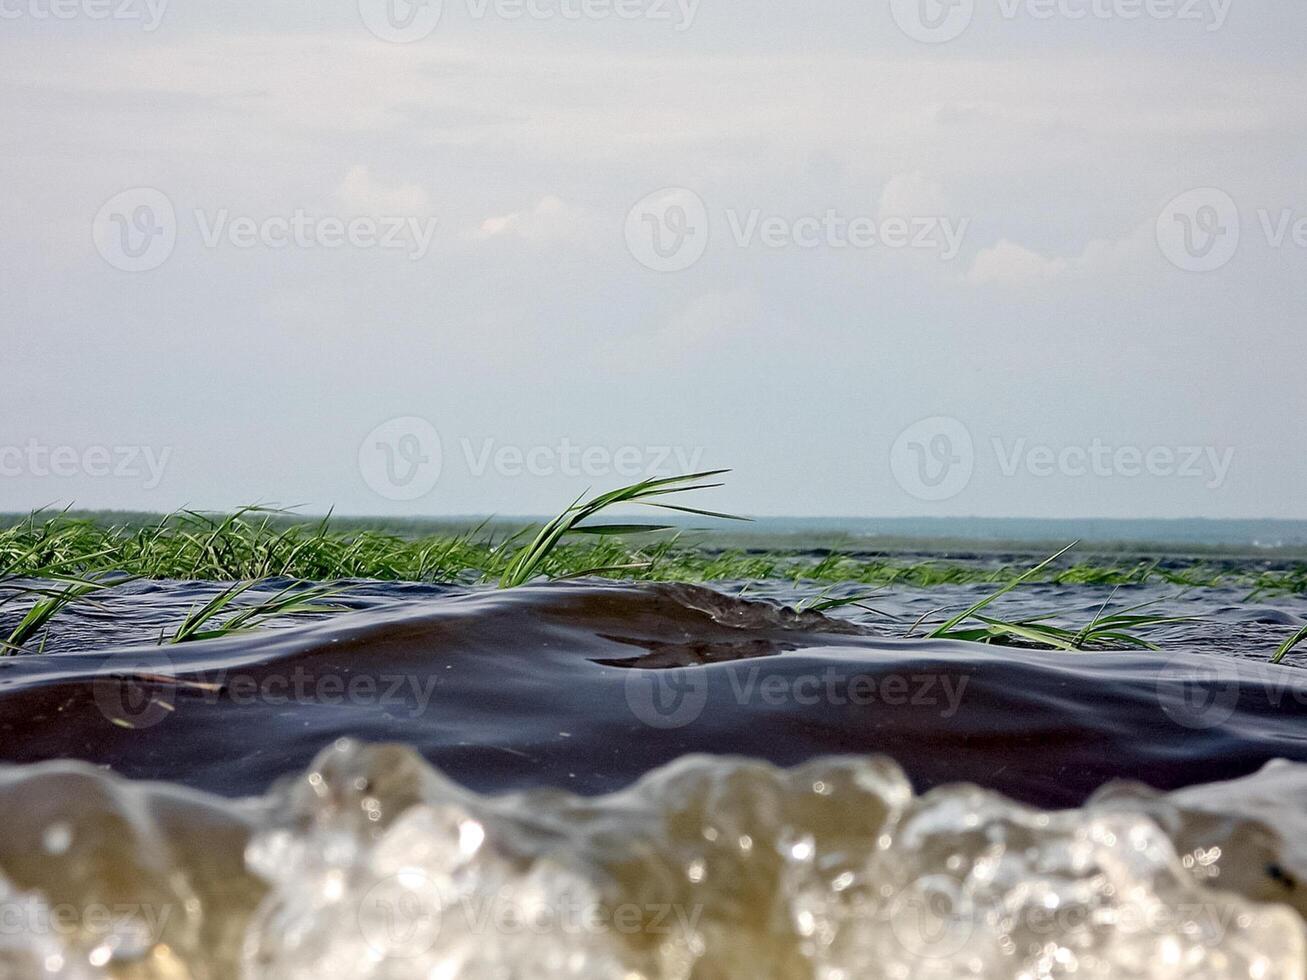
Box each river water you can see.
[0,577,1304,977]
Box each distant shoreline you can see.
[6,511,1307,560]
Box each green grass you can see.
[924,589,1195,652]
[2,508,1303,593]
[1273,624,1307,665]
[498,470,746,588]
[885,545,1194,651]
[926,543,1079,639]
[1,482,1305,659]
[0,478,748,652]
[1,576,129,653]
[166,580,351,644]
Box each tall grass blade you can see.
[928,542,1079,639]
[1273,624,1307,665]
[497,472,745,589]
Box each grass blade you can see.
[928,542,1079,639]
[1273,624,1307,665]
[498,473,742,589]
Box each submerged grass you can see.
[166,580,351,644]
[1273,624,1307,665]
[0,577,128,653]
[891,545,1195,651]
[926,543,1079,640]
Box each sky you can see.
[1,0,1305,519]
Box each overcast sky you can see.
[2,1,1304,519]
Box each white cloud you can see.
[967,223,1154,287]
[334,166,430,215]
[4,22,1306,517]
[967,239,1071,286]
[879,171,949,218]
[660,289,760,349]
[475,196,581,242]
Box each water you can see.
[1,577,1306,977]
[701,516,1307,551]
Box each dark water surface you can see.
[2,578,1305,807]
[2,578,1307,977]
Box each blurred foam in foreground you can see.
[1,740,1305,978]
